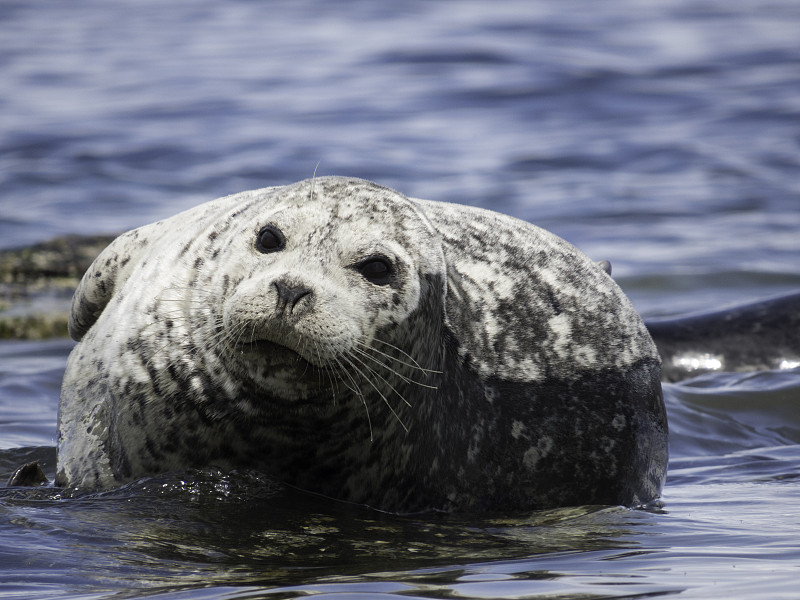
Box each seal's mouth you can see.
[236,338,319,369]
[246,338,293,354]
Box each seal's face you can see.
[216,179,446,402]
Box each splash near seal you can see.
[56,177,667,512]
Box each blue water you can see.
[1,0,800,598]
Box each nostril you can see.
[273,280,313,313]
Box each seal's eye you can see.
[256,225,285,253]
[356,256,394,285]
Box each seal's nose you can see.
[273,279,313,315]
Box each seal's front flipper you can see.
[68,228,154,341]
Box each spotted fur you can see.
[56,176,667,512]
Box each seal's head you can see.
[212,178,447,406]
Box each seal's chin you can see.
[228,338,337,404]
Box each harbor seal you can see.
[56,176,667,512]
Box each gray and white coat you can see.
[57,176,667,512]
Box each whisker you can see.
[297,335,312,377]
[351,348,419,405]
[343,353,409,433]
[332,353,362,396]
[365,339,443,374]
[309,162,320,203]
[214,320,245,355]
[333,354,373,441]
[353,346,439,391]
[314,341,338,403]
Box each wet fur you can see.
[56,177,667,512]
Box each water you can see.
[1,0,799,598]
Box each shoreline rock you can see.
[0,235,115,340]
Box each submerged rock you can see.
[6,461,49,487]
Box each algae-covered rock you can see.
[0,235,116,340]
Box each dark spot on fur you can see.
[546,287,562,315]
[160,434,180,455]
[144,436,162,460]
[167,363,180,382]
